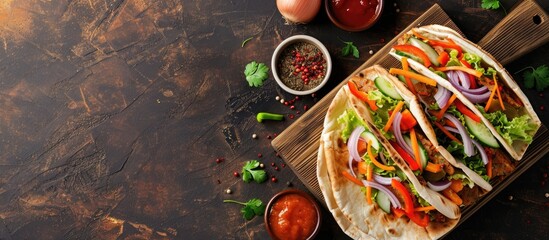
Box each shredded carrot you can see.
[449,180,464,193]
[342,171,364,187]
[414,206,436,212]
[368,140,395,171]
[484,78,498,112]
[366,161,373,204]
[494,75,506,111]
[442,188,463,205]
[435,94,457,120]
[393,208,406,218]
[402,57,417,95]
[444,118,457,128]
[434,66,482,78]
[425,162,444,173]
[486,149,493,179]
[433,121,462,144]
[383,101,405,132]
[410,128,422,170]
[412,29,430,40]
[389,68,437,86]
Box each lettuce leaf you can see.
[445,49,461,67]
[447,172,475,188]
[463,52,496,76]
[368,90,399,138]
[481,109,537,144]
[337,109,366,142]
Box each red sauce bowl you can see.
[264,189,321,240]
[325,0,384,32]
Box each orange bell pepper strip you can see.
[366,162,373,204]
[435,93,457,120]
[442,188,463,205]
[347,80,378,111]
[425,162,444,173]
[449,179,464,193]
[455,100,481,123]
[412,29,430,41]
[358,161,368,175]
[393,45,432,67]
[435,66,482,78]
[414,205,436,212]
[390,141,420,171]
[400,109,418,131]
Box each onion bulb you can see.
[276,0,321,24]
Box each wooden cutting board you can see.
[271,0,549,226]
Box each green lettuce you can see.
[368,90,399,138]
[337,109,366,142]
[480,109,537,144]
[447,172,475,188]
[445,49,461,67]
[409,183,431,207]
[463,52,496,76]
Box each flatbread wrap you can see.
[318,68,461,239]
[388,24,541,160]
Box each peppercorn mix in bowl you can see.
[272,35,332,95]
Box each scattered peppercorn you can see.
[286,181,293,187]
[311,93,316,98]
[267,135,272,139]
[271,162,275,167]
[280,99,285,104]
[276,96,281,101]
[295,96,300,100]
[271,177,277,183]
[303,105,308,111]
[252,133,257,139]
[217,179,221,184]
[545,193,549,198]
[289,114,295,119]
[260,163,265,168]
[275,166,279,171]
[541,105,545,111]
[508,195,514,201]
[258,153,262,158]
[273,133,278,137]
[282,163,286,168]
[226,189,232,194]
[233,171,239,177]
[275,152,280,157]
[290,105,295,110]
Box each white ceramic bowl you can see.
[271,35,332,95]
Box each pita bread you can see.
[318,82,459,239]
[389,24,541,160]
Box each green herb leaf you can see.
[481,0,500,10]
[522,65,549,91]
[223,198,265,220]
[341,41,359,59]
[244,61,269,87]
[241,160,267,183]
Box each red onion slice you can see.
[434,83,451,109]
[471,139,489,165]
[427,181,452,192]
[379,153,388,165]
[460,90,491,104]
[348,155,357,178]
[455,70,471,89]
[348,126,365,162]
[443,114,475,157]
[362,180,402,209]
[373,174,401,185]
[392,112,414,156]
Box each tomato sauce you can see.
[268,193,318,240]
[330,0,381,29]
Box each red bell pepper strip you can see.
[405,211,430,227]
[429,39,463,56]
[391,179,414,213]
[454,100,481,123]
[393,45,432,68]
[347,80,378,111]
[390,141,420,171]
[459,59,477,89]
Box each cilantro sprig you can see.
[519,65,549,91]
[340,39,360,59]
[223,198,265,220]
[241,160,267,183]
[481,0,500,10]
[244,61,269,87]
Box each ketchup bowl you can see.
[264,189,321,240]
[325,0,384,32]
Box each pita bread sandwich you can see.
[388,24,541,160]
[318,71,461,239]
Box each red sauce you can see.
[330,0,380,29]
[268,193,318,240]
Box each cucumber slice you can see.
[464,115,500,148]
[408,37,440,66]
[404,135,429,169]
[374,76,403,100]
[361,131,381,151]
[376,191,391,213]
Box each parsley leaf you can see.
[522,65,549,91]
[241,160,267,183]
[481,0,500,10]
[341,41,359,58]
[223,198,266,220]
[244,61,269,87]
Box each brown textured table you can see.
[0,1,548,239]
